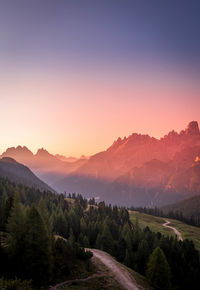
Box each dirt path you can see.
[49,273,104,290]
[88,248,139,290]
[50,246,140,289]
[162,220,183,241]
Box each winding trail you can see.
[88,248,139,290]
[162,220,183,241]
[50,248,140,290]
[49,273,104,290]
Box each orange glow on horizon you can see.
[0,68,199,157]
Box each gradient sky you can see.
[0,0,200,157]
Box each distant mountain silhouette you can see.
[2,146,34,163]
[55,154,78,162]
[1,147,87,185]
[0,157,54,192]
[55,154,88,163]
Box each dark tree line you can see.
[0,179,91,288]
[0,178,200,289]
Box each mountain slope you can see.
[166,162,200,193]
[162,194,200,217]
[1,146,87,186]
[104,159,200,207]
[103,159,178,207]
[62,121,200,181]
[0,157,55,192]
[54,121,200,206]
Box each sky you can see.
[0,0,200,157]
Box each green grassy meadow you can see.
[129,210,200,251]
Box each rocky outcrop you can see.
[185,121,200,135]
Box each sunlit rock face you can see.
[195,156,200,163]
[185,121,200,135]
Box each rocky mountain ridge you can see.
[2,121,200,207]
[54,121,200,206]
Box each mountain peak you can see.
[36,148,51,157]
[2,146,33,157]
[185,121,200,135]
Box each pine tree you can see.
[6,197,26,276]
[124,249,132,266]
[146,246,171,290]
[68,228,75,245]
[38,198,52,234]
[24,205,53,285]
[53,209,68,238]
[80,217,87,235]
[0,188,8,230]
[136,239,150,274]
[83,235,90,247]
[101,222,114,254]
[95,233,102,249]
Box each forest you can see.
[0,178,200,289]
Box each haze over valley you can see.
[2,121,200,208]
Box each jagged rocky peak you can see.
[185,121,200,135]
[162,121,200,142]
[117,137,122,142]
[128,133,155,144]
[17,145,27,150]
[109,137,123,148]
[162,130,179,140]
[168,130,178,136]
[15,145,32,154]
[2,146,33,156]
[36,148,51,157]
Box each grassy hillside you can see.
[167,219,200,251]
[129,210,200,251]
